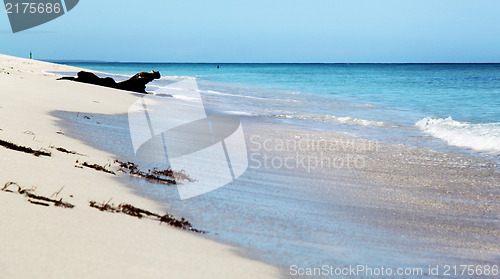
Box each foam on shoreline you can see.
[416,116,500,153]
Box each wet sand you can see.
[52,103,499,278]
[244,120,499,269]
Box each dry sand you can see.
[0,54,281,278]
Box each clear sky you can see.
[1,0,500,62]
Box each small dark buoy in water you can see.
[217,65,219,69]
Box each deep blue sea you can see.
[58,62,500,159]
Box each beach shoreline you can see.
[0,54,282,278]
[53,85,499,273]
[2,54,498,278]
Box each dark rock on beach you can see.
[58,70,161,94]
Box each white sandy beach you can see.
[0,54,281,279]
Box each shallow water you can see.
[53,108,499,279]
[53,62,500,161]
[53,111,416,266]
[50,63,500,278]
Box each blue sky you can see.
[1,0,500,62]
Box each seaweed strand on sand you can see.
[1,182,74,208]
[115,160,179,184]
[0,139,51,157]
[89,200,204,233]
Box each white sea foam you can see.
[416,117,500,153]
[332,116,386,127]
[222,110,255,116]
[267,113,388,127]
[150,84,293,102]
[159,75,196,81]
[196,88,291,102]
[173,95,207,103]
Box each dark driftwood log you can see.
[58,71,161,93]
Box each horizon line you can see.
[45,60,500,65]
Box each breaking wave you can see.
[416,117,500,153]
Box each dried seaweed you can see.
[0,139,51,157]
[28,200,50,206]
[115,160,175,184]
[118,203,159,219]
[24,191,74,208]
[158,214,203,232]
[51,146,85,156]
[2,182,74,208]
[89,199,117,212]
[89,200,204,233]
[77,162,116,175]
[115,160,194,185]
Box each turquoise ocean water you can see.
[52,62,500,274]
[58,62,500,159]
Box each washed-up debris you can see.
[89,199,116,212]
[58,70,161,94]
[115,160,176,184]
[51,146,85,156]
[89,200,204,233]
[1,182,74,208]
[0,139,51,157]
[76,161,116,175]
